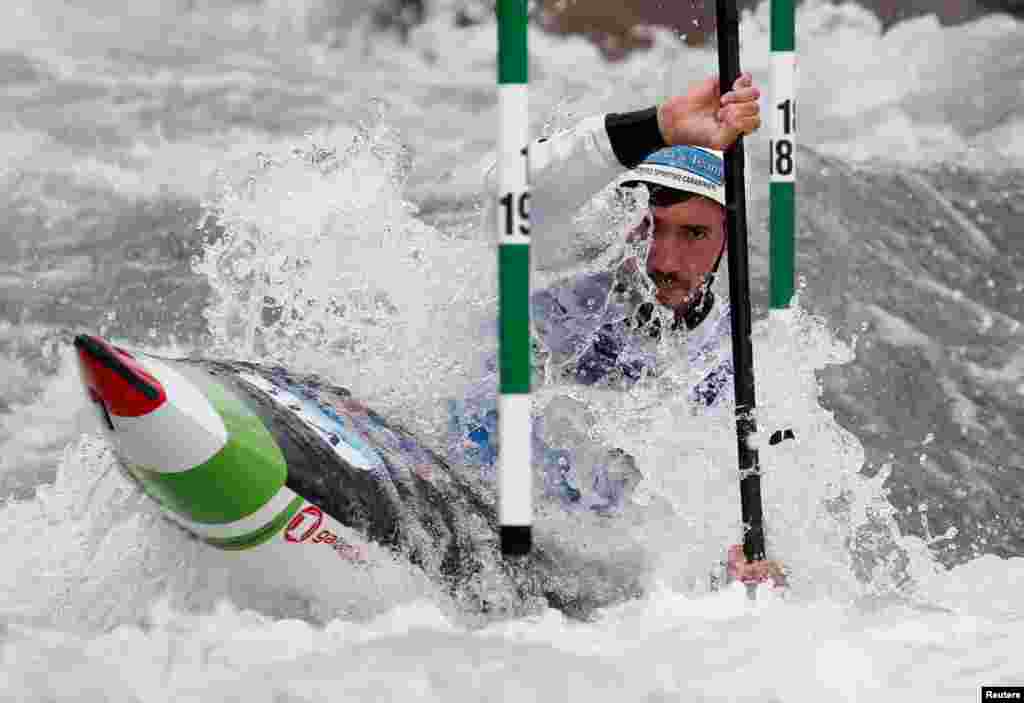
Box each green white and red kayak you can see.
[73,334,644,618]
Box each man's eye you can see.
[683,227,709,240]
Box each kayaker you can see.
[450,72,786,587]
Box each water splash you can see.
[193,116,409,364]
[191,108,497,439]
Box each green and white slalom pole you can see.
[770,0,796,309]
[496,0,532,555]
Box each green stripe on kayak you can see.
[126,363,288,524]
[204,495,305,551]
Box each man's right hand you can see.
[657,72,762,152]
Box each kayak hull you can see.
[74,335,646,618]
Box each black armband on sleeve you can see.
[604,106,667,168]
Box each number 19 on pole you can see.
[499,186,531,237]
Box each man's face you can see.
[645,196,726,310]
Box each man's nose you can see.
[648,237,686,275]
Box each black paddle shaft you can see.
[715,0,766,564]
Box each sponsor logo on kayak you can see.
[285,505,323,543]
[284,504,367,561]
[237,372,385,476]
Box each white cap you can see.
[620,145,725,206]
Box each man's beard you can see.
[655,277,716,332]
[614,259,716,335]
[654,282,698,310]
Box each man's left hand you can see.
[726,544,788,588]
[657,73,762,151]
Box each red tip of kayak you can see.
[74,334,166,417]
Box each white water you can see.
[1,0,1023,699]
